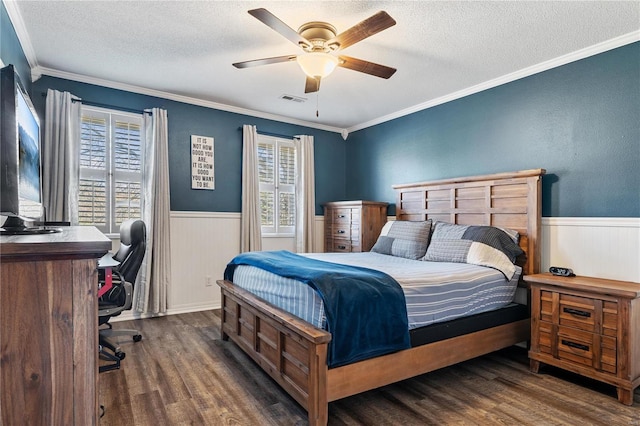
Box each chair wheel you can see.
[115,351,126,360]
[133,334,142,342]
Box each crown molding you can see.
[35,66,344,135]
[348,30,640,133]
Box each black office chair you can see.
[99,219,146,372]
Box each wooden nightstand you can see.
[524,273,640,405]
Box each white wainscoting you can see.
[114,214,639,321]
[541,217,639,283]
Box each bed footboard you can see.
[218,279,529,426]
[218,279,331,425]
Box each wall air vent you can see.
[279,94,306,103]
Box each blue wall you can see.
[346,42,640,218]
[28,76,347,214]
[0,3,31,93]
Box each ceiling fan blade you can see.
[233,55,297,69]
[305,76,320,93]
[248,8,312,49]
[338,55,396,79]
[327,11,396,51]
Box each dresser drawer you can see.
[331,208,360,225]
[556,325,617,374]
[331,224,360,239]
[329,241,361,252]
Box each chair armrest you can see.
[98,277,133,317]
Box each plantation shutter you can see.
[79,112,109,230]
[278,144,295,234]
[79,107,143,234]
[257,136,296,235]
[113,120,142,229]
[258,141,275,233]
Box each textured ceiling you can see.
[8,1,640,134]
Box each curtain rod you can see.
[41,92,150,115]
[71,98,151,115]
[237,127,296,140]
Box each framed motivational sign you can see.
[191,135,214,190]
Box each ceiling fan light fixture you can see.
[296,52,339,79]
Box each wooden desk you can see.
[0,226,111,425]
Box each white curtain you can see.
[42,89,81,223]
[241,124,262,252]
[294,135,315,253]
[135,108,171,314]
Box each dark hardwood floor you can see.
[99,310,640,425]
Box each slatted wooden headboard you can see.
[393,169,546,275]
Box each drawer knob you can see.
[337,230,346,234]
[563,307,591,318]
[561,339,589,352]
[338,214,346,218]
[337,245,346,250]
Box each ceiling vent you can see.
[279,94,306,103]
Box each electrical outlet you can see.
[205,275,213,287]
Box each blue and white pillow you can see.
[371,220,432,260]
[423,221,524,280]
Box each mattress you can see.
[231,251,521,331]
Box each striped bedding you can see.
[231,251,521,330]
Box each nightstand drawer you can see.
[559,294,598,331]
[556,326,617,374]
[559,294,618,334]
[540,291,619,334]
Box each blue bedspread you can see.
[224,250,410,367]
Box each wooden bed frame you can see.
[218,169,545,425]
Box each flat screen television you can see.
[0,64,59,234]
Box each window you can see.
[258,135,296,235]
[79,107,143,234]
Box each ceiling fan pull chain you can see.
[316,93,319,117]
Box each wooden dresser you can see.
[0,226,111,425]
[525,273,640,405]
[323,201,388,253]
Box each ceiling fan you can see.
[233,8,397,93]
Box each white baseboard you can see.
[110,301,218,322]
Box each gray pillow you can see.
[423,221,524,280]
[371,220,432,260]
